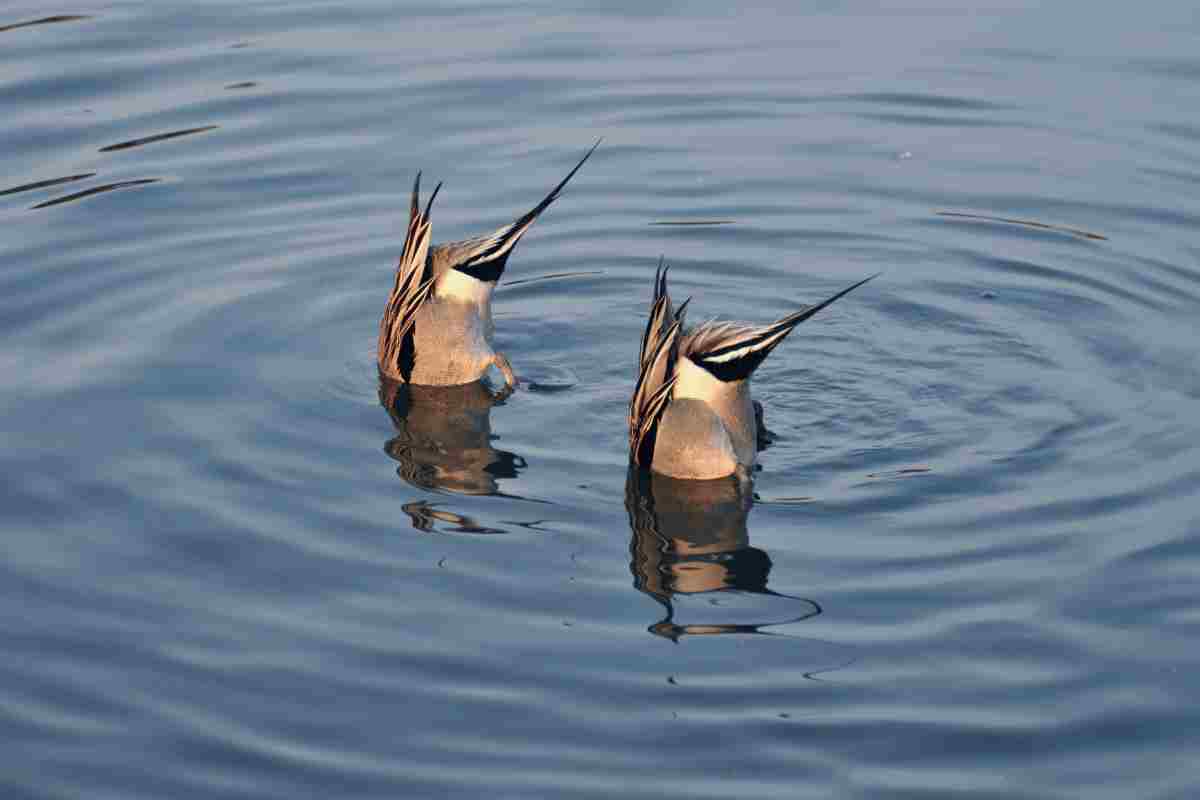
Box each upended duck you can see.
[378,141,600,389]
[629,263,876,480]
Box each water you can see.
[3,2,1199,797]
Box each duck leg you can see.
[491,352,517,397]
[754,399,778,451]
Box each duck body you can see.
[629,263,875,480]
[378,141,599,388]
[404,268,498,386]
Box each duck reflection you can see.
[626,470,821,640]
[379,376,525,501]
[400,500,504,535]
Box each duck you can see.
[378,141,600,389]
[629,261,876,480]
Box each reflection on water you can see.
[379,377,524,497]
[626,470,821,641]
[6,1,1200,795]
[936,210,1109,241]
[401,500,505,535]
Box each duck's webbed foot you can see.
[754,400,776,451]
[733,463,755,503]
[490,352,517,399]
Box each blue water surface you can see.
[2,2,1199,798]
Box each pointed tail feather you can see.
[639,257,673,369]
[423,180,441,219]
[688,273,878,381]
[511,137,602,237]
[448,139,601,280]
[761,272,880,339]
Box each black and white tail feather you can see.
[378,173,441,381]
[431,139,602,283]
[684,273,879,382]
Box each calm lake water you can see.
[3,2,1199,798]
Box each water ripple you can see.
[0,14,90,34]
[0,172,95,197]
[30,177,160,209]
[3,2,1200,798]
[98,124,220,152]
